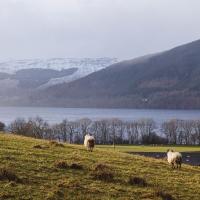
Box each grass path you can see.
[0,133,199,200]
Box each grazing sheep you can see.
[84,134,95,152]
[167,149,182,169]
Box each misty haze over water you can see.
[1,107,200,126]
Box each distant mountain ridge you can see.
[33,39,200,109]
[0,58,117,88]
[0,58,117,106]
[0,57,118,73]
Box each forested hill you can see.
[34,39,200,109]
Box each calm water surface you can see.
[0,107,200,125]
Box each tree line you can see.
[0,117,200,145]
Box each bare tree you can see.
[9,118,30,136]
[194,120,200,145]
[126,122,132,144]
[27,117,48,139]
[51,124,62,141]
[90,121,101,144]
[117,119,125,144]
[0,121,5,131]
[98,119,109,144]
[77,118,92,142]
[180,120,194,145]
[162,119,179,144]
[78,118,92,134]
[58,119,69,142]
[108,118,122,148]
[126,121,139,144]
[68,121,78,144]
[7,115,199,145]
[138,118,156,143]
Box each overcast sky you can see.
[0,0,200,60]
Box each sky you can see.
[0,0,200,60]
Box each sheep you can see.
[84,134,95,152]
[167,149,182,169]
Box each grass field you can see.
[0,133,200,200]
[96,144,200,153]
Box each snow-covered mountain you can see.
[0,58,118,88]
[0,58,117,74]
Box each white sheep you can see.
[167,149,182,169]
[84,134,95,152]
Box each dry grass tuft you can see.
[33,144,43,149]
[46,188,64,200]
[57,179,82,189]
[4,156,12,160]
[5,181,17,187]
[154,189,175,200]
[49,141,65,148]
[33,144,49,149]
[0,167,21,183]
[128,176,148,187]
[94,163,110,171]
[70,163,83,170]
[49,141,58,145]
[54,161,83,170]
[54,160,69,169]
[91,164,114,182]
[0,193,15,200]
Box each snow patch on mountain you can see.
[0,58,117,73]
[0,58,118,88]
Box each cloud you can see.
[0,0,200,60]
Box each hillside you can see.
[37,39,200,109]
[0,133,200,200]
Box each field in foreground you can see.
[0,133,199,200]
[97,144,200,153]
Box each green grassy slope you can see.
[0,133,199,200]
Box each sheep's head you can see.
[167,149,174,153]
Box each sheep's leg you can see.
[177,162,179,169]
[171,163,174,169]
[179,159,182,169]
[176,160,181,169]
[173,161,178,169]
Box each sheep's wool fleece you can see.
[84,135,94,147]
[167,151,182,163]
